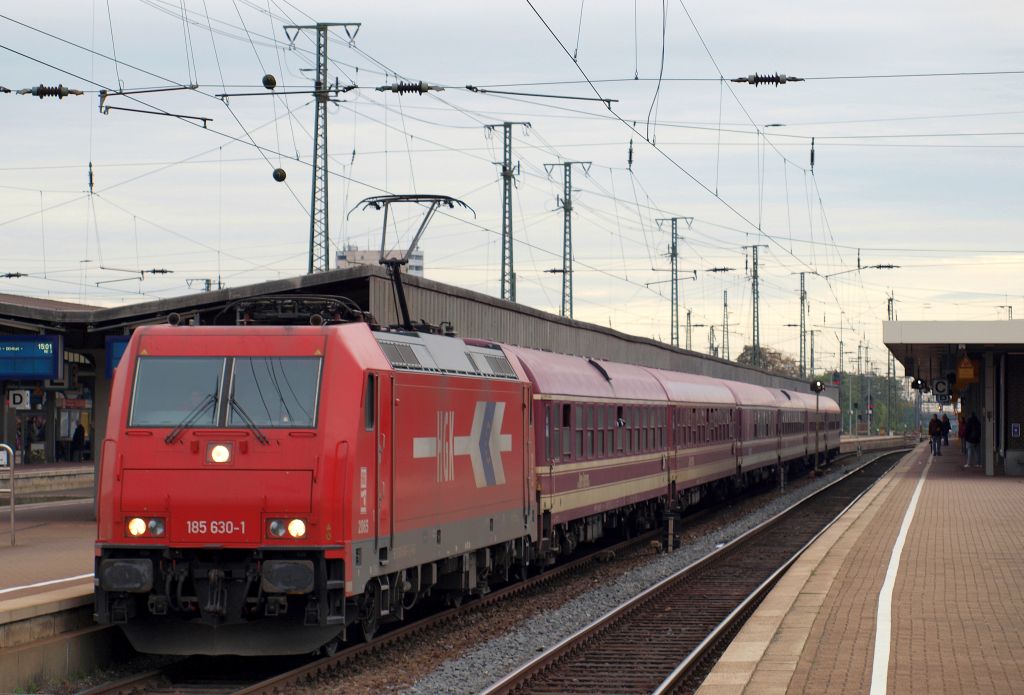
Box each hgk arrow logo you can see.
[413,401,512,487]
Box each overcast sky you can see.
[2,0,1023,374]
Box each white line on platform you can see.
[0,573,93,595]
[0,497,92,513]
[869,451,931,695]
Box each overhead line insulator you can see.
[731,73,803,87]
[17,84,84,99]
[376,81,444,95]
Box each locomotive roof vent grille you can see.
[465,352,481,372]
[380,341,422,367]
[485,354,516,378]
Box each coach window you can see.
[596,406,604,457]
[589,405,598,458]
[364,374,376,431]
[562,404,572,459]
[545,405,553,461]
[618,407,626,456]
[598,405,606,454]
[575,406,584,459]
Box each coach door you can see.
[735,408,744,473]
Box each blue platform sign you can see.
[105,335,132,378]
[0,335,62,380]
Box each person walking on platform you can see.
[928,414,943,456]
[964,412,982,469]
[958,412,967,454]
[940,413,951,446]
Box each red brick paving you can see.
[699,442,1024,695]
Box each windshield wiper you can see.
[229,396,270,445]
[164,393,217,444]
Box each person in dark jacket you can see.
[928,414,943,456]
[940,413,951,446]
[963,412,982,469]
[70,421,85,462]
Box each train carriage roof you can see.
[770,388,810,409]
[503,346,665,401]
[644,368,737,405]
[787,390,842,414]
[719,380,779,407]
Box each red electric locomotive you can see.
[94,310,839,656]
[95,321,535,655]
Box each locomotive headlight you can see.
[287,518,307,538]
[208,443,232,464]
[267,517,307,539]
[147,518,166,537]
[127,517,147,537]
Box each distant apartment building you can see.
[336,245,424,277]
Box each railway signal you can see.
[811,379,825,474]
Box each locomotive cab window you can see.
[230,357,321,428]
[129,355,321,429]
[129,357,224,427]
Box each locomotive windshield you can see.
[129,356,321,428]
[130,357,224,427]
[228,357,321,428]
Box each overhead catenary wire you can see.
[3,3,1014,348]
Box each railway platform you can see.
[697,441,1024,695]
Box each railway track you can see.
[480,448,910,695]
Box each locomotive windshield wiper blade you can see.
[164,393,217,444]
[229,397,270,445]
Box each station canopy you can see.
[883,320,1024,382]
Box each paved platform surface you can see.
[0,499,94,613]
[698,441,1024,695]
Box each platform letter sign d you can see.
[7,390,30,410]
